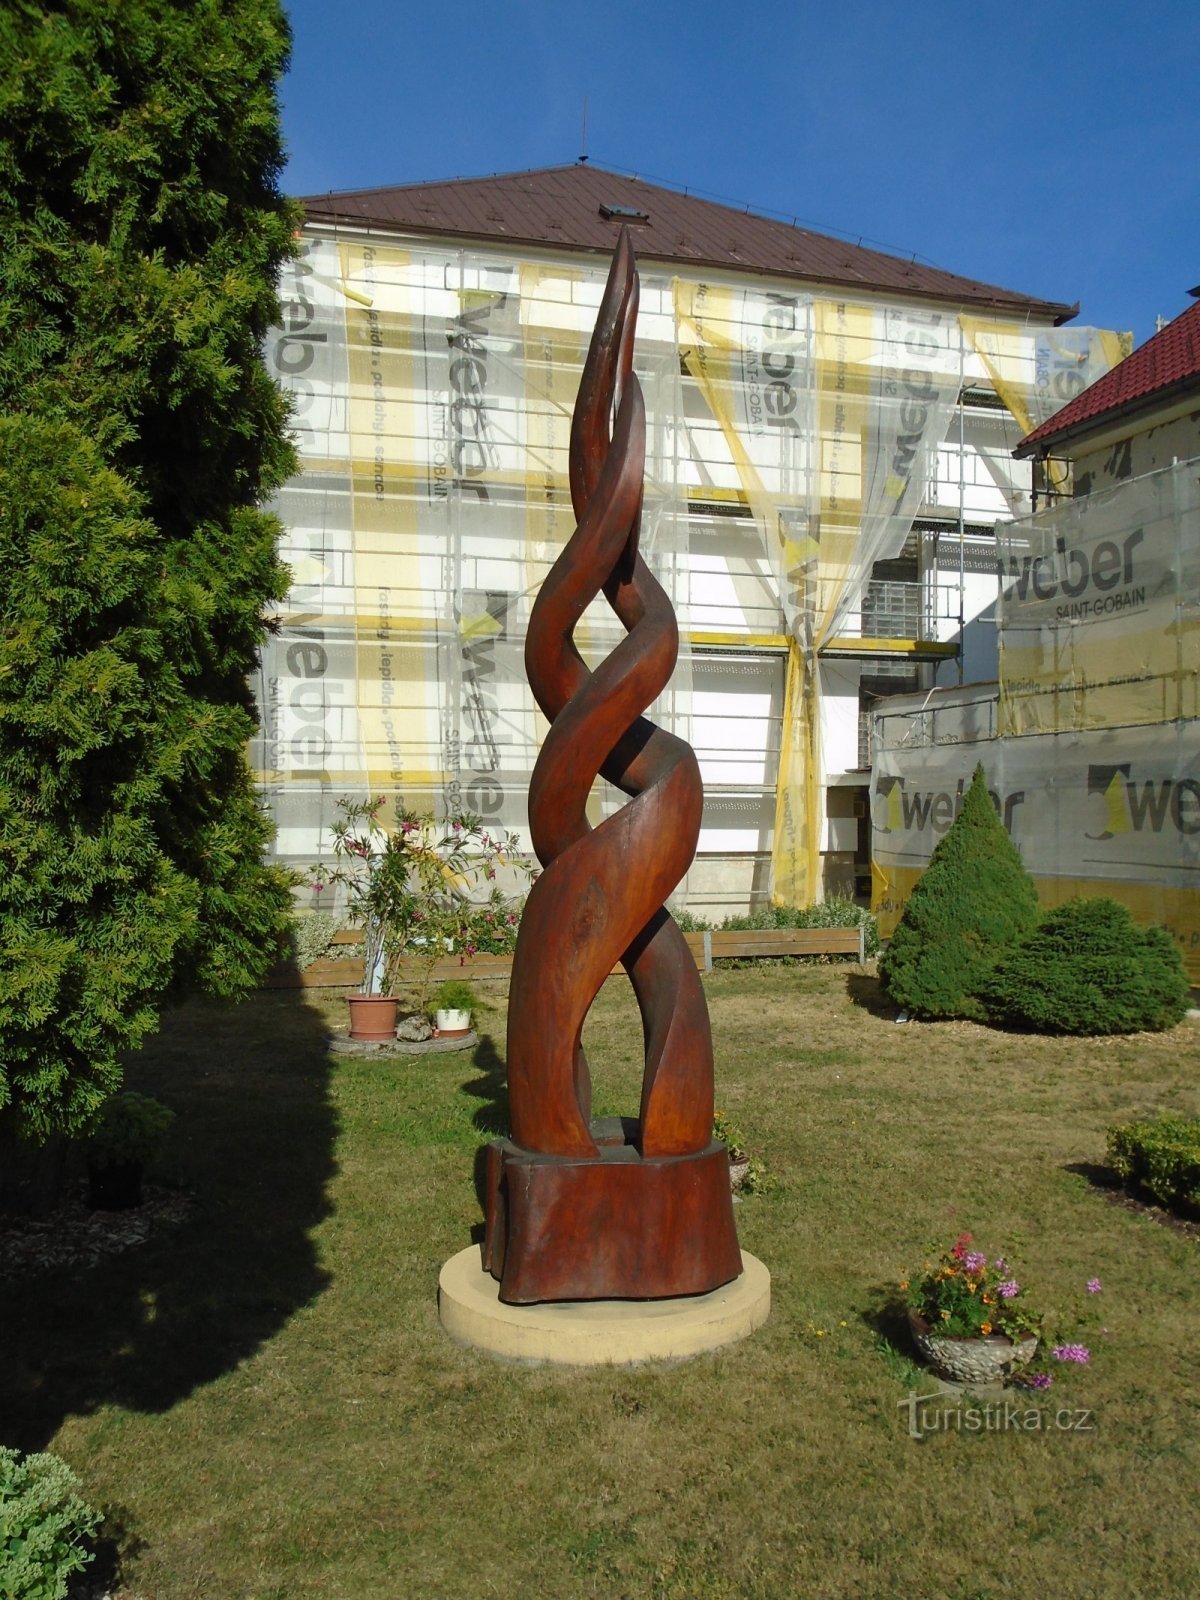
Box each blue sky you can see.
[280,0,1198,348]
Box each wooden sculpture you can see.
[482,229,742,1304]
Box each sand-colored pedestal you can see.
[438,1245,770,1365]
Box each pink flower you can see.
[1052,1344,1090,1364]
[1086,1278,1102,1294]
[997,1280,1021,1299]
[964,1252,987,1273]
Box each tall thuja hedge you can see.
[879,764,1039,1020]
[0,1,298,1140]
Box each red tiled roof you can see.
[1017,296,1200,455]
[300,163,1074,322]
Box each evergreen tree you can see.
[879,764,1039,1021]
[0,1,298,1142]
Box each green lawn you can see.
[9,966,1200,1599]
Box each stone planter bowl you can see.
[908,1309,1038,1385]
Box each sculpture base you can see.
[483,1118,743,1304]
[439,1245,770,1365]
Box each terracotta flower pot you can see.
[908,1308,1038,1384]
[347,994,399,1041]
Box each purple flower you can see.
[964,1252,987,1273]
[1086,1278,1102,1294]
[1052,1344,1090,1364]
[997,1280,1021,1299]
[1023,1372,1053,1390]
[993,1257,1008,1272]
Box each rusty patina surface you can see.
[485,230,741,1303]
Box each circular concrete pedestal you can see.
[438,1246,770,1365]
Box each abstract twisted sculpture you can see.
[483,230,743,1304]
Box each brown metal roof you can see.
[299,164,1075,323]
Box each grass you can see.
[8,965,1200,1599]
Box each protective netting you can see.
[872,458,1200,982]
[997,459,1200,734]
[961,319,1133,494]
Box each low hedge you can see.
[676,897,879,957]
[1107,1114,1200,1212]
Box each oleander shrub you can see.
[879,764,1039,1019]
[0,1446,101,1600]
[1106,1114,1200,1212]
[983,897,1190,1035]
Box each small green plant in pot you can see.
[712,1109,772,1194]
[84,1091,175,1211]
[432,978,479,1036]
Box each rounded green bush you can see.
[983,897,1191,1035]
[879,764,1039,1020]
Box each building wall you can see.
[1075,409,1200,497]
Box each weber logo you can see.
[873,775,1025,838]
[1087,765,1200,839]
[999,528,1145,620]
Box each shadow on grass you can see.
[859,1289,926,1388]
[1064,1160,1200,1235]
[845,970,903,1019]
[4,987,336,1454]
[461,1032,509,1231]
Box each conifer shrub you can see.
[0,1,300,1142]
[982,897,1190,1035]
[878,764,1039,1020]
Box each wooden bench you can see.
[266,921,867,989]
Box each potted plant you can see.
[315,797,531,1041]
[901,1232,1042,1384]
[431,978,479,1037]
[711,1109,771,1194]
[84,1091,175,1210]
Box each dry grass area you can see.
[8,963,1200,1599]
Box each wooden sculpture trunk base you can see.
[483,1117,743,1305]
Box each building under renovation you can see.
[873,294,1200,980]
[255,163,1127,918]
